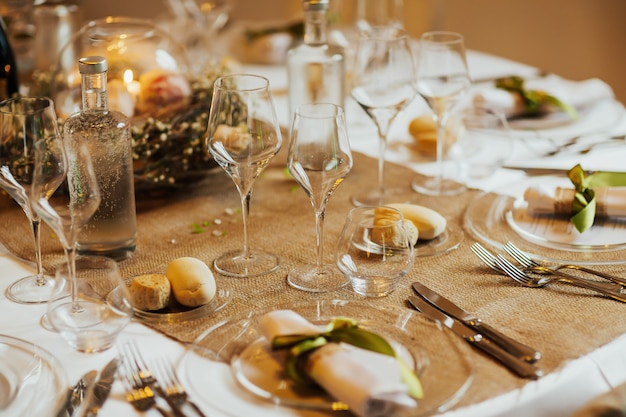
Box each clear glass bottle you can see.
[287,0,345,121]
[63,56,137,260]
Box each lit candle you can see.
[123,69,141,100]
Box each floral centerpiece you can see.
[40,17,241,194]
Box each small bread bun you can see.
[166,257,217,307]
[130,274,171,311]
[408,114,459,157]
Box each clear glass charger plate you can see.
[464,176,626,265]
[179,300,474,417]
[132,288,233,324]
[0,335,67,416]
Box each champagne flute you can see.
[412,31,471,196]
[350,26,416,206]
[206,74,282,277]
[0,97,63,304]
[287,103,353,292]
[31,138,101,315]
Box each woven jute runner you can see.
[2,149,626,410]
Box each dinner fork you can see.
[119,354,169,417]
[494,254,626,303]
[121,340,187,417]
[154,357,207,417]
[503,241,626,287]
[471,242,619,291]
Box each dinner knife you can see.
[412,281,542,363]
[57,370,98,417]
[78,358,119,417]
[407,296,543,379]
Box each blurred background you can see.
[2,0,625,102]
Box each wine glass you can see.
[206,74,282,277]
[46,255,133,353]
[31,138,101,321]
[412,31,471,196]
[350,26,416,206]
[336,206,414,297]
[287,103,353,292]
[0,97,63,304]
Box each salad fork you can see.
[494,254,626,303]
[471,242,619,291]
[154,357,207,417]
[503,241,626,287]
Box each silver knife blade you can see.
[412,281,541,363]
[57,370,98,417]
[407,296,543,379]
[78,358,119,417]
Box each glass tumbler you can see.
[335,206,415,296]
[46,256,133,353]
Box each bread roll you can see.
[130,274,171,311]
[166,257,217,307]
[408,114,458,157]
[385,203,447,240]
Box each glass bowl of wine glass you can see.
[46,256,133,353]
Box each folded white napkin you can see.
[524,185,626,217]
[259,310,418,417]
[473,76,614,118]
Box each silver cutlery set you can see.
[408,240,626,379]
[58,341,204,417]
[407,281,543,379]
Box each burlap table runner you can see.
[2,149,626,411]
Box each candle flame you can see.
[123,69,134,84]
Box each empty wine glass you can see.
[287,103,353,292]
[350,26,416,206]
[0,97,63,304]
[206,74,282,277]
[336,206,414,296]
[31,138,101,319]
[412,31,471,196]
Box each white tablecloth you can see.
[2,49,626,417]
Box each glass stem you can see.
[435,118,446,193]
[240,190,252,259]
[30,218,46,286]
[314,208,326,271]
[65,246,82,313]
[374,115,392,204]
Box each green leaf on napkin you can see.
[496,76,578,119]
[568,164,626,232]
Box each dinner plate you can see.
[180,300,474,417]
[506,99,624,139]
[132,288,233,324]
[464,176,626,265]
[0,335,67,415]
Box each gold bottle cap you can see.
[78,56,108,74]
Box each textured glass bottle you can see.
[63,56,137,260]
[287,0,345,120]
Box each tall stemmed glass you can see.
[31,139,101,314]
[412,31,471,196]
[0,97,63,304]
[350,26,416,206]
[206,74,282,277]
[287,103,353,292]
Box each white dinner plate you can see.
[506,99,624,139]
[0,335,67,416]
[179,300,474,417]
[464,176,626,265]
